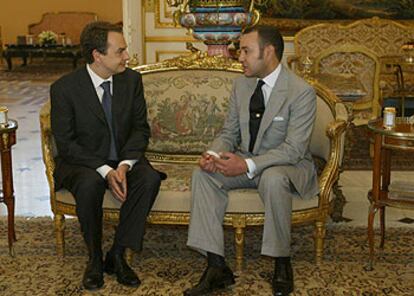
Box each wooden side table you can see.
[366,117,414,270]
[0,119,18,256]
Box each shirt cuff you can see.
[245,158,256,179]
[96,165,113,179]
[119,159,137,171]
[96,160,138,179]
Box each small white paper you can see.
[206,150,220,158]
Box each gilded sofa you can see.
[289,17,414,125]
[40,52,348,270]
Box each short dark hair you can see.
[80,21,123,64]
[243,25,284,61]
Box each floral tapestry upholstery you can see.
[143,70,241,156]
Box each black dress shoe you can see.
[104,251,141,287]
[183,265,235,296]
[272,260,294,296]
[82,257,104,290]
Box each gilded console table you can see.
[0,119,18,256]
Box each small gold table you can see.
[366,118,414,270]
[0,120,18,256]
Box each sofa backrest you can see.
[135,52,243,163]
[29,12,98,45]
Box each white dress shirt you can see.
[86,64,137,179]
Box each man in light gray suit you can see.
[184,26,318,296]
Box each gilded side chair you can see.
[289,17,414,123]
[313,44,381,126]
[40,52,348,269]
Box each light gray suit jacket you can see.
[209,65,319,199]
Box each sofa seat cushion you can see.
[55,161,319,214]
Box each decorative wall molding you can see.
[155,0,176,28]
[123,0,143,64]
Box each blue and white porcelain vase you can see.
[169,0,260,57]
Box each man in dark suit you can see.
[50,22,161,290]
[185,26,318,296]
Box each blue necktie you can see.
[100,81,118,161]
[249,80,265,152]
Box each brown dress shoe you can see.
[183,265,235,296]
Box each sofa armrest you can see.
[39,101,56,193]
[318,118,347,205]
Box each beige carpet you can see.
[0,218,413,295]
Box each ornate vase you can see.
[168,0,260,57]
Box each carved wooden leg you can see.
[232,215,246,273]
[313,221,326,265]
[234,226,245,273]
[379,207,386,249]
[54,214,65,257]
[366,203,378,271]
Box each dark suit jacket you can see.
[50,66,150,188]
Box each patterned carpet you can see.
[0,218,413,296]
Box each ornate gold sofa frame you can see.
[289,17,414,124]
[40,53,348,270]
[29,12,98,45]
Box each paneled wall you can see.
[0,0,122,45]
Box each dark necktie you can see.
[100,81,118,161]
[249,79,265,152]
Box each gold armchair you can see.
[289,17,414,124]
[313,44,381,125]
[40,53,348,269]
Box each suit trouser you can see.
[59,158,161,252]
[187,166,296,258]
